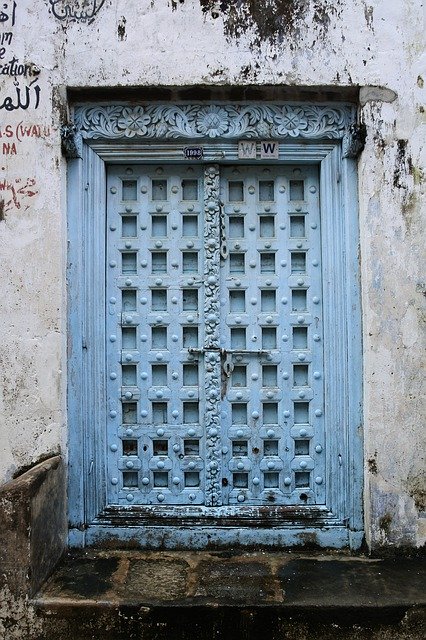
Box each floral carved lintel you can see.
[72,103,357,145]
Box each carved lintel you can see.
[75,104,357,142]
[60,123,82,159]
[342,123,367,159]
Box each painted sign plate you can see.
[260,141,279,159]
[184,146,204,160]
[238,140,280,159]
[238,141,257,159]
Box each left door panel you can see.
[106,165,208,506]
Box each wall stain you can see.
[391,139,424,228]
[208,66,228,79]
[11,451,61,480]
[401,191,417,224]
[405,474,426,512]
[117,16,127,41]
[174,1,342,46]
[379,513,393,537]
[362,2,374,31]
[373,131,386,156]
[0,199,4,222]
[368,454,378,475]
[393,139,413,189]
[411,165,424,187]
[239,62,261,81]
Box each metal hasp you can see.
[106,163,325,508]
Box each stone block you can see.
[0,456,67,597]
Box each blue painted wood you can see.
[84,522,353,550]
[106,165,209,506]
[341,156,364,536]
[67,134,363,549]
[67,144,107,544]
[219,165,325,506]
[104,163,325,508]
[67,154,85,540]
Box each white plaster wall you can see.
[0,0,424,549]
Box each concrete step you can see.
[33,550,426,640]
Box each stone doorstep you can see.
[33,551,426,626]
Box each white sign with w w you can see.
[237,140,280,159]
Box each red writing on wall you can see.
[0,176,38,210]
[0,123,53,154]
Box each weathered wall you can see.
[0,0,424,550]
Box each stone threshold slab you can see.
[33,550,426,622]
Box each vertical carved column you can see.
[203,165,222,506]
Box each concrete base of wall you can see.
[0,456,67,639]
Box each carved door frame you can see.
[65,103,364,550]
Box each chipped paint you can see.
[0,586,42,640]
[117,15,127,41]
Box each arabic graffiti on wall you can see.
[0,0,16,63]
[0,83,41,113]
[0,0,46,163]
[49,0,106,22]
[0,1,42,114]
[0,1,16,26]
[0,175,38,213]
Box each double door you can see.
[106,163,325,508]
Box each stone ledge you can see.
[0,456,62,499]
[34,551,426,626]
[0,455,67,597]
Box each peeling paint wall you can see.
[0,0,424,551]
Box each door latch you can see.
[222,352,234,377]
[219,200,228,260]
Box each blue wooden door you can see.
[106,164,324,508]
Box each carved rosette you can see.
[203,165,222,507]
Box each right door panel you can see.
[219,165,325,506]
